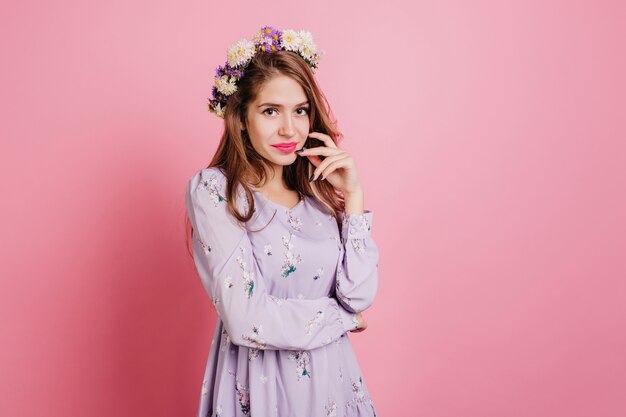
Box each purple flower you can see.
[260,25,279,38]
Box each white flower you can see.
[311,49,325,67]
[281,29,301,51]
[298,30,314,46]
[214,75,237,96]
[252,30,266,45]
[297,31,317,59]
[213,103,225,118]
[300,43,317,60]
[227,38,255,67]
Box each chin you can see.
[263,154,296,166]
[276,157,297,166]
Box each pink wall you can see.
[2,1,625,416]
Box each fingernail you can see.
[309,173,315,182]
[295,147,306,153]
[318,175,324,181]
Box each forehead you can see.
[255,75,308,105]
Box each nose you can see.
[278,114,295,137]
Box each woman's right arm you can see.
[186,167,360,351]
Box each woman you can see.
[185,26,380,417]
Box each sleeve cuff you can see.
[328,297,360,332]
[339,210,373,240]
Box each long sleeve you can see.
[186,167,359,351]
[334,210,380,313]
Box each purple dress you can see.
[185,167,379,417]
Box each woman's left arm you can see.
[297,131,380,314]
[335,209,379,313]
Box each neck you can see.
[260,163,287,191]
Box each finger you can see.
[312,155,351,180]
[310,154,348,180]
[304,154,322,168]
[312,154,348,180]
[308,131,338,149]
[298,146,345,157]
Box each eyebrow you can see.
[257,100,310,108]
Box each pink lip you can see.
[271,142,298,153]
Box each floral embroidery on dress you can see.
[335,265,353,308]
[212,296,220,308]
[338,367,343,382]
[357,215,371,232]
[313,267,323,280]
[248,348,260,361]
[346,376,367,407]
[201,379,208,395]
[196,235,212,254]
[236,247,255,298]
[235,379,251,415]
[287,350,312,381]
[242,323,267,349]
[224,275,233,289]
[287,210,303,231]
[268,294,284,306]
[341,212,370,231]
[351,238,366,254]
[325,398,337,417]
[215,404,223,417]
[304,310,324,335]
[220,328,231,352]
[200,175,226,207]
[351,314,360,330]
[280,233,302,277]
[260,374,268,384]
[263,243,273,255]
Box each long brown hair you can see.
[185,50,346,257]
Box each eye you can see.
[296,107,310,115]
[263,108,278,116]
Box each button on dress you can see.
[185,167,380,417]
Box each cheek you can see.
[248,119,270,138]
[296,117,310,132]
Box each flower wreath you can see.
[208,25,324,118]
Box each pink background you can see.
[2,1,625,416]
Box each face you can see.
[242,74,311,175]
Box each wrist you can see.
[343,186,364,215]
[343,185,363,197]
